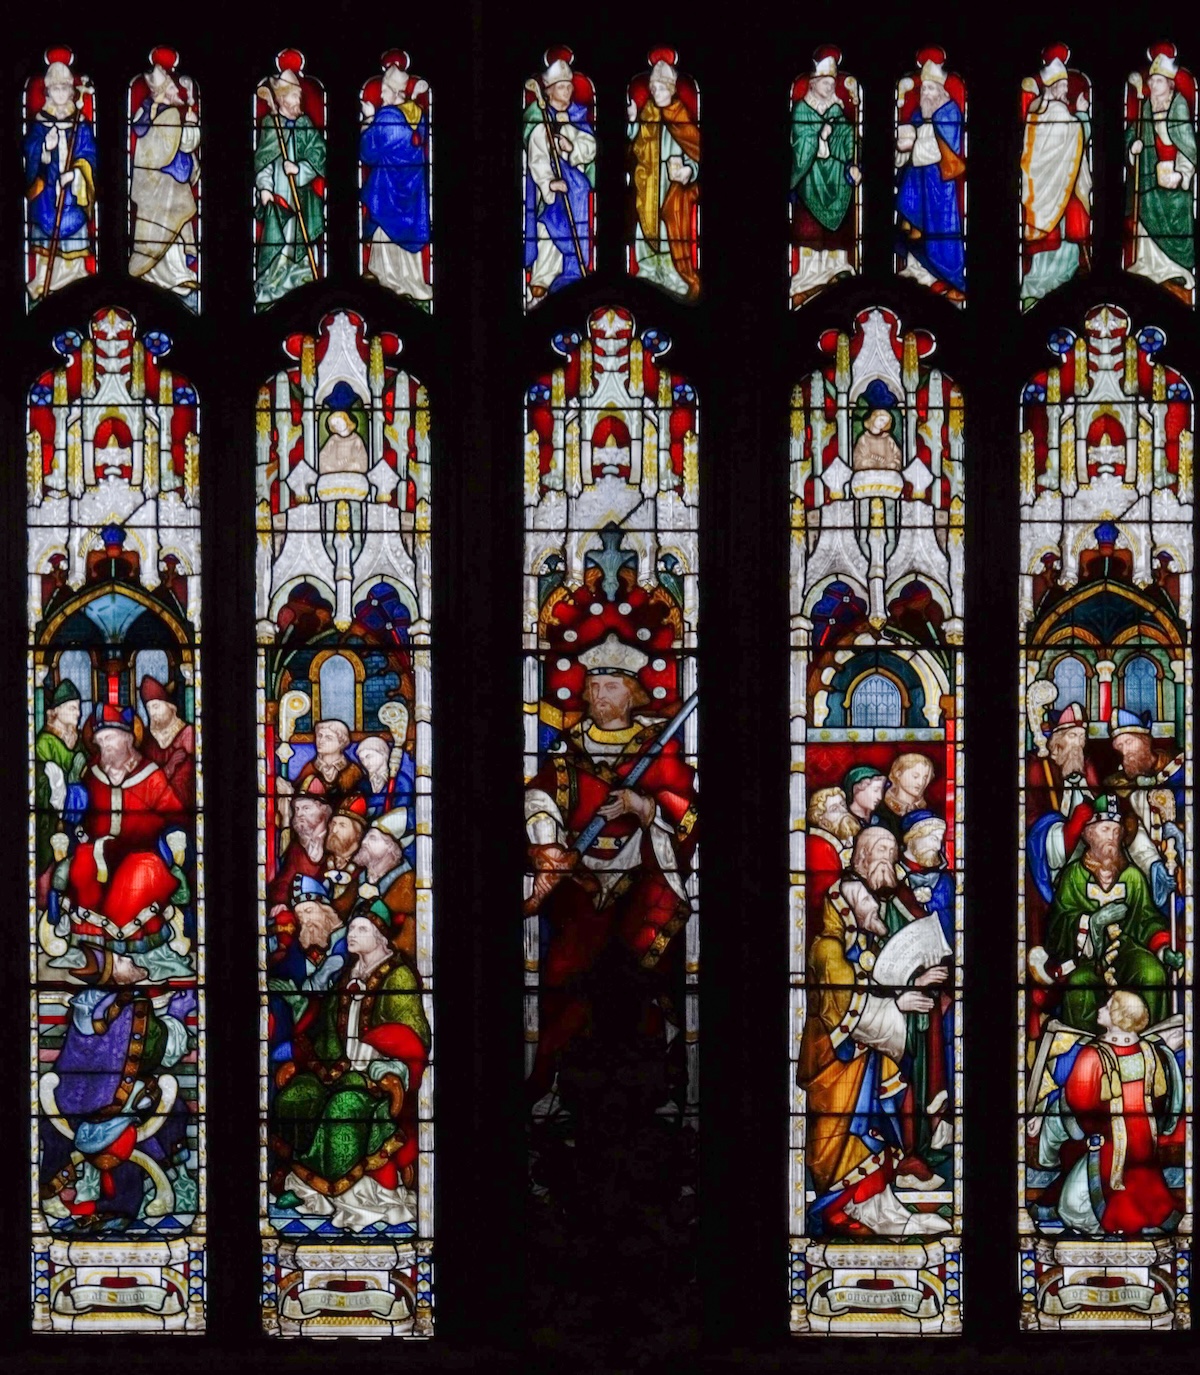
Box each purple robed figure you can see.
[40,987,194,1229]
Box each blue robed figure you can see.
[24,53,96,301]
[360,59,433,303]
[523,51,596,304]
[895,56,966,298]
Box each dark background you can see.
[1,3,1197,1371]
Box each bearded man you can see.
[296,719,365,810]
[269,784,332,912]
[876,752,935,841]
[24,52,96,301]
[1126,46,1196,302]
[341,810,416,956]
[524,633,698,1105]
[627,52,700,300]
[790,48,860,307]
[1105,707,1185,915]
[254,65,325,307]
[36,679,87,874]
[360,56,432,302]
[129,53,200,306]
[140,677,195,806]
[273,907,429,1229]
[1020,49,1091,308]
[895,54,966,300]
[53,704,188,985]
[806,784,859,912]
[798,825,950,1237]
[1045,798,1182,1032]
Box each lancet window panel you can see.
[522,305,700,1233]
[24,45,98,309]
[1018,304,1193,1331]
[129,46,201,313]
[255,311,434,1337]
[1123,44,1197,307]
[894,48,967,307]
[253,49,326,313]
[788,307,965,1336]
[1019,44,1091,313]
[522,45,596,312]
[359,49,433,308]
[29,308,206,1332]
[789,46,863,311]
[626,49,701,302]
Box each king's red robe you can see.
[526,719,698,1098]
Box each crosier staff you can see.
[257,78,320,281]
[524,690,698,916]
[43,75,93,299]
[524,78,588,279]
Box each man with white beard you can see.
[798,825,951,1237]
[895,51,966,301]
[1126,45,1197,301]
[1045,797,1181,1033]
[129,50,200,308]
[1020,47,1091,308]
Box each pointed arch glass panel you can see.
[789,46,862,309]
[626,49,701,302]
[1018,304,1192,1329]
[29,308,206,1331]
[1123,44,1197,306]
[128,47,201,313]
[894,48,966,306]
[253,49,326,312]
[789,307,965,1334]
[1019,44,1091,312]
[256,311,434,1336]
[523,306,700,1230]
[522,46,596,311]
[24,46,98,308]
[359,49,433,308]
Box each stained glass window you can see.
[359,49,432,307]
[1123,44,1196,306]
[894,48,966,306]
[254,49,326,312]
[30,308,205,1331]
[24,46,97,308]
[257,311,434,1337]
[522,46,595,310]
[129,47,201,312]
[1019,305,1192,1330]
[626,50,700,302]
[789,308,964,1335]
[523,305,700,1230]
[790,46,862,309]
[1019,44,1091,312]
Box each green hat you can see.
[49,680,81,708]
[842,764,886,806]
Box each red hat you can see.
[139,676,172,704]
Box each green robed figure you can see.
[254,64,325,309]
[789,48,860,307]
[1046,796,1183,1033]
[1126,45,1196,302]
